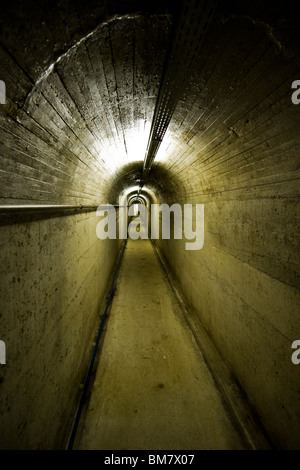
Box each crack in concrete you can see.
[25,13,171,109]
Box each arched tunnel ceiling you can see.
[0,9,172,204]
[107,161,185,205]
[0,1,300,205]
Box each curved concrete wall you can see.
[151,10,300,449]
[0,210,122,448]
[0,0,299,449]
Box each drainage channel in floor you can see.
[70,239,249,450]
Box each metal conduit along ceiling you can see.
[141,0,218,181]
[0,0,218,208]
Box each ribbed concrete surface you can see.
[74,239,247,450]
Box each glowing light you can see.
[155,132,173,163]
[95,119,151,173]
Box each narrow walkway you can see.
[74,239,247,450]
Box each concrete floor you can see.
[73,239,247,450]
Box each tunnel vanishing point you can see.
[0,0,300,451]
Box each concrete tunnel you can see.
[0,0,299,451]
